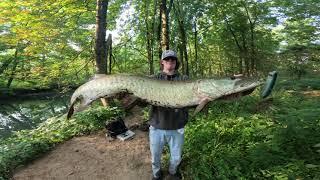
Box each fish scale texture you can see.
[71,74,260,109]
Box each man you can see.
[149,50,188,180]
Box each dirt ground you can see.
[13,107,153,180]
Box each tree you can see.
[173,1,189,76]
[0,0,97,88]
[160,0,170,50]
[272,0,320,77]
[95,0,109,74]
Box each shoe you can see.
[152,170,163,180]
[152,177,161,180]
[167,172,182,180]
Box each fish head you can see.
[198,77,262,100]
[66,77,108,119]
[67,92,92,119]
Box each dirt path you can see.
[13,107,152,180]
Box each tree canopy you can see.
[0,0,319,89]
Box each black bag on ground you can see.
[105,117,128,138]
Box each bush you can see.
[181,77,320,179]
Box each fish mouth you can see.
[67,101,76,120]
[67,95,91,119]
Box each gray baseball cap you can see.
[161,50,177,60]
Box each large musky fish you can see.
[67,71,277,119]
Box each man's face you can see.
[161,57,177,72]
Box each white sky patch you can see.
[312,30,320,44]
[110,3,135,45]
[312,39,320,45]
[76,4,135,46]
[106,29,120,44]
[266,7,288,30]
[68,40,82,52]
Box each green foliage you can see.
[0,0,101,88]
[181,76,320,179]
[277,76,320,90]
[1,0,319,86]
[0,106,122,180]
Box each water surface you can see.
[0,93,70,139]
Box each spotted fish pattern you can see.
[67,74,262,119]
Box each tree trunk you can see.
[243,1,257,75]
[225,19,244,74]
[95,0,109,106]
[144,0,154,75]
[7,48,19,88]
[95,0,108,74]
[179,44,184,73]
[194,21,198,76]
[173,2,188,75]
[150,0,158,71]
[249,22,256,74]
[106,33,112,74]
[158,4,162,60]
[238,57,243,74]
[160,0,169,50]
[240,30,250,76]
[147,32,154,75]
[179,20,188,76]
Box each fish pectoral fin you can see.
[122,96,139,110]
[193,98,211,115]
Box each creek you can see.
[0,93,71,140]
